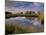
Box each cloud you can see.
[5,1,44,13]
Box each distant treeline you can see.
[5,11,39,18]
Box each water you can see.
[5,17,42,28]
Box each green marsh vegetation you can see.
[5,22,44,35]
[5,23,28,34]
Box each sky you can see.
[5,1,44,13]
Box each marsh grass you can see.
[5,23,44,35]
[5,23,28,34]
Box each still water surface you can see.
[5,17,41,28]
